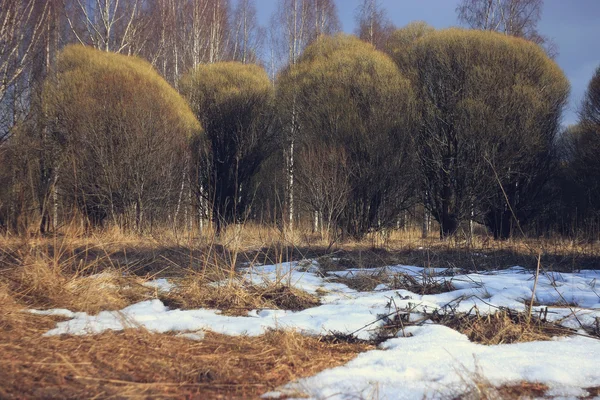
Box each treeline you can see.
[1,0,599,241]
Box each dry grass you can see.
[437,356,551,400]
[160,275,319,316]
[2,226,600,398]
[432,309,570,345]
[1,241,155,314]
[0,309,372,399]
[333,269,455,295]
[0,234,365,399]
[450,379,549,400]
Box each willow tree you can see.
[399,29,569,239]
[277,34,416,239]
[180,62,274,234]
[567,66,600,233]
[43,45,201,231]
[386,21,434,75]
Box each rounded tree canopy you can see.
[277,34,414,144]
[276,34,417,238]
[405,28,569,238]
[409,28,569,106]
[386,21,435,75]
[44,45,202,140]
[407,28,569,154]
[179,62,273,130]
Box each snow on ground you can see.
[29,261,600,399]
[142,278,174,293]
[266,324,600,399]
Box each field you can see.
[2,225,600,399]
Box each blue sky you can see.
[254,0,600,126]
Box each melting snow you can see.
[29,261,600,399]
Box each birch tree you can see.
[64,0,144,53]
[231,0,262,64]
[0,0,48,139]
[269,0,339,232]
[355,0,394,50]
[456,0,556,56]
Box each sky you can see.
[254,0,600,126]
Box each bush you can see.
[42,45,201,231]
[276,34,417,239]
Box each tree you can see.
[0,0,49,142]
[230,0,262,64]
[385,21,434,73]
[400,29,568,239]
[456,0,556,56]
[270,0,339,67]
[0,0,71,233]
[180,62,274,235]
[566,66,600,236]
[125,0,232,87]
[42,45,200,231]
[268,0,340,231]
[386,22,435,238]
[580,66,600,131]
[277,35,416,238]
[355,0,395,50]
[63,0,144,53]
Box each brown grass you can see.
[0,310,371,399]
[333,269,455,295]
[160,276,320,316]
[450,380,549,400]
[0,235,363,399]
[433,310,570,345]
[2,227,600,398]
[2,248,155,314]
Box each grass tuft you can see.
[160,275,319,316]
[432,309,570,345]
[333,269,455,295]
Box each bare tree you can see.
[355,0,394,50]
[563,66,600,237]
[230,0,262,64]
[456,0,556,56]
[296,144,350,238]
[0,0,48,123]
[64,0,144,53]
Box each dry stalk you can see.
[527,253,542,325]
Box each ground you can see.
[2,226,600,399]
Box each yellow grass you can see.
[2,224,600,398]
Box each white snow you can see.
[142,278,174,293]
[29,308,76,318]
[267,324,600,399]
[29,260,600,399]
